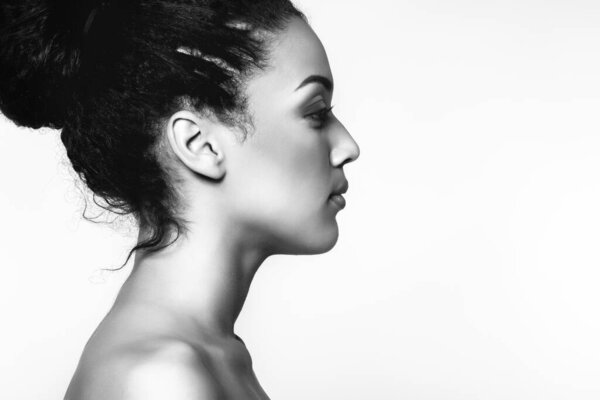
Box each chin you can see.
[284,222,340,255]
[311,235,339,254]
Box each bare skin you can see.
[64,16,359,400]
[64,297,268,399]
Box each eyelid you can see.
[305,105,335,128]
[303,98,328,116]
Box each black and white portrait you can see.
[1,0,600,399]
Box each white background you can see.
[2,0,600,399]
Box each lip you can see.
[331,180,349,196]
[328,194,346,209]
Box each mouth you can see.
[328,180,349,209]
[328,193,346,209]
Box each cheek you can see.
[231,123,332,226]
[265,138,328,210]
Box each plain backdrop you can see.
[2,0,600,399]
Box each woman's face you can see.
[224,17,360,255]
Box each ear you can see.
[165,111,226,180]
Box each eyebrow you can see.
[295,75,334,93]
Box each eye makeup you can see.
[303,96,329,116]
[303,97,334,128]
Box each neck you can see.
[114,216,269,339]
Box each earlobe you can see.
[166,111,226,180]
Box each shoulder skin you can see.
[65,340,222,400]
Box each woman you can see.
[0,0,359,398]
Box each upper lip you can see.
[331,180,349,196]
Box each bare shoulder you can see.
[122,340,221,400]
[65,339,222,400]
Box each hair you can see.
[0,0,305,269]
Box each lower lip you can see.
[328,194,346,209]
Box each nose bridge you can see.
[330,120,360,167]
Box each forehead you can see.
[249,17,333,94]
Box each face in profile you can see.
[223,17,360,255]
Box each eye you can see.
[306,105,334,128]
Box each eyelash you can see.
[307,105,334,126]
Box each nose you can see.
[329,120,360,168]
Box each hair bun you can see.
[0,0,85,129]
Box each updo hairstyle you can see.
[0,0,304,268]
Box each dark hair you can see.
[0,0,304,269]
